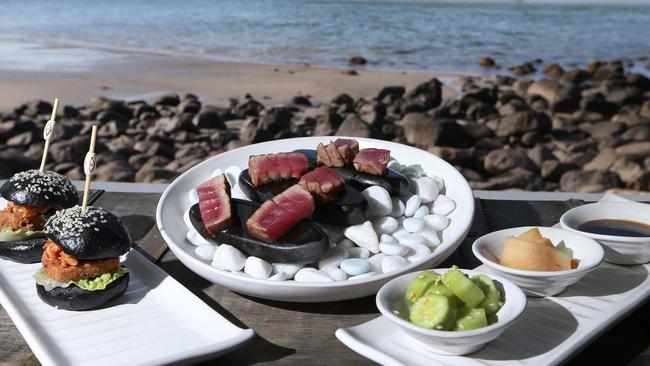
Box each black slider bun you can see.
[45,206,132,260]
[0,238,47,264]
[36,273,130,311]
[0,170,78,208]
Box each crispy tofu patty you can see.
[42,241,120,282]
[0,203,50,231]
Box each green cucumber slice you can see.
[404,271,440,305]
[0,228,45,242]
[453,306,488,331]
[471,274,503,315]
[409,294,457,330]
[424,283,462,307]
[441,268,485,308]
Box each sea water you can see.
[0,0,648,72]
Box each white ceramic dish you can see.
[472,226,604,296]
[156,137,475,302]
[0,214,254,366]
[560,202,650,265]
[376,268,526,355]
[337,260,650,366]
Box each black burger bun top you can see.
[0,170,78,208]
[45,206,132,260]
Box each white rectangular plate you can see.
[0,250,255,366]
[336,261,650,366]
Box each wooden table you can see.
[1,191,648,366]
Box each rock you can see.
[258,108,292,136]
[401,113,463,147]
[335,114,380,138]
[561,69,591,84]
[94,160,135,182]
[559,170,619,193]
[332,93,354,107]
[579,121,625,138]
[134,139,175,159]
[21,100,52,117]
[641,101,650,118]
[627,73,650,91]
[428,146,475,166]
[49,136,92,164]
[484,148,537,175]
[240,118,272,143]
[291,95,312,106]
[621,124,650,141]
[154,94,180,107]
[348,56,367,65]
[520,131,540,147]
[509,62,536,75]
[6,131,36,146]
[527,79,566,103]
[406,78,443,109]
[128,154,154,171]
[471,168,544,190]
[193,110,226,130]
[341,69,358,76]
[234,97,264,117]
[178,99,201,114]
[376,86,405,103]
[135,167,178,183]
[97,120,128,138]
[134,104,160,120]
[540,160,578,181]
[163,113,196,133]
[462,122,493,140]
[583,148,617,171]
[0,149,38,178]
[614,141,650,158]
[543,63,564,77]
[606,87,644,106]
[479,57,496,67]
[610,158,646,185]
[496,111,551,137]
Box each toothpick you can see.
[39,98,59,172]
[81,125,98,213]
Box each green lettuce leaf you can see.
[0,228,45,242]
[33,267,129,292]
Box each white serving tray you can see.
[336,261,650,366]
[0,250,255,366]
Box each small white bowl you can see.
[472,226,604,297]
[376,268,527,356]
[560,202,650,265]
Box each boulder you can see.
[606,87,644,106]
[193,110,226,130]
[579,121,625,138]
[153,94,180,107]
[258,108,293,136]
[621,124,650,141]
[239,118,272,143]
[614,141,650,158]
[527,145,556,167]
[376,86,405,103]
[331,93,354,107]
[335,115,381,138]
[401,113,463,147]
[178,99,202,114]
[313,112,343,136]
[428,146,475,166]
[234,97,264,117]
[348,56,367,65]
[583,148,617,171]
[610,158,646,185]
[406,78,443,109]
[135,167,178,183]
[462,122,493,140]
[6,131,36,146]
[49,136,93,164]
[483,148,537,175]
[20,100,52,117]
[540,160,578,182]
[509,63,536,75]
[471,168,545,191]
[128,154,153,171]
[496,111,551,137]
[543,63,564,77]
[163,113,196,133]
[559,170,619,193]
[479,57,496,67]
[291,96,312,107]
[94,160,135,182]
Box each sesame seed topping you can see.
[45,205,112,237]
[8,170,76,198]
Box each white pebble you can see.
[362,186,393,216]
[417,229,441,247]
[318,246,350,269]
[323,266,348,281]
[423,214,450,231]
[432,195,456,216]
[403,242,432,255]
[372,216,399,235]
[337,239,355,249]
[407,253,429,263]
[380,234,398,243]
[403,218,424,233]
[398,233,428,246]
[379,242,410,256]
[347,247,370,259]
[224,166,241,187]
[186,229,212,246]
[183,207,193,230]
[244,257,272,279]
[344,221,379,254]
[340,258,370,276]
[348,272,378,281]
[272,263,303,279]
[389,197,405,218]
[430,175,445,191]
[188,189,199,204]
[404,195,421,217]
[414,177,440,203]
[195,245,217,260]
[268,272,287,281]
[211,244,246,272]
[368,253,385,273]
[392,228,410,239]
[382,256,410,273]
[294,268,333,282]
[413,206,429,219]
[209,168,224,179]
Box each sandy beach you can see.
[0,39,459,110]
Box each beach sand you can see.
[0,39,460,110]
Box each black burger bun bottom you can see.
[0,170,78,209]
[0,238,47,264]
[36,272,130,311]
[45,206,132,260]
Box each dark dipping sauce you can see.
[578,219,650,238]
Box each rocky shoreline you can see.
[1,59,649,193]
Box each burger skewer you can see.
[39,98,59,172]
[81,125,98,213]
